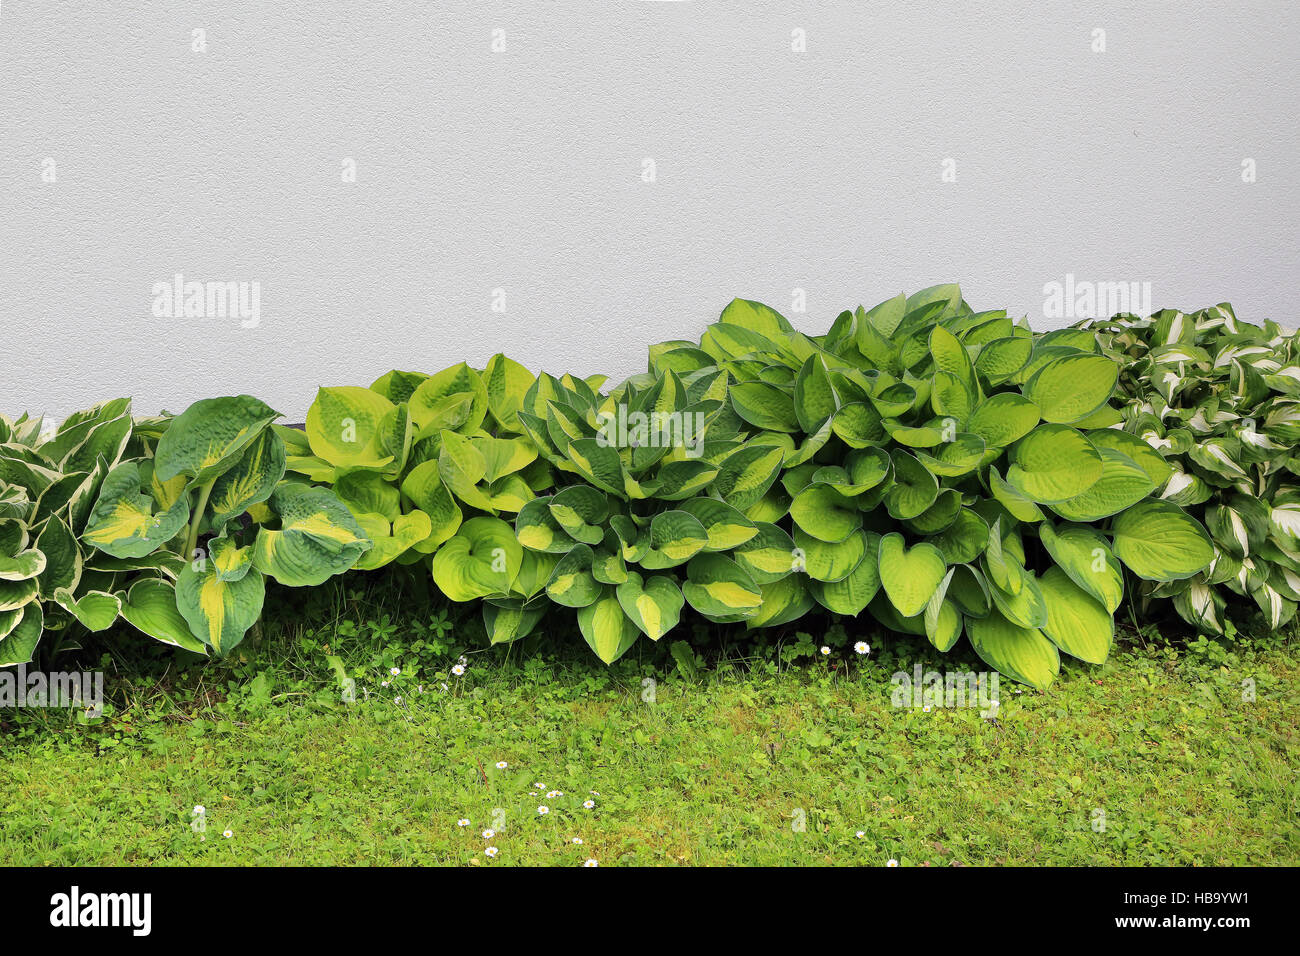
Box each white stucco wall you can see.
[2,1,1298,421]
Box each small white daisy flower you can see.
[390,667,401,676]
[457,819,470,827]
[451,664,465,677]
[537,806,549,815]
[495,761,508,769]
[534,782,546,790]
[583,800,595,809]
[485,847,498,859]
[820,645,831,656]
[546,790,563,798]
[223,829,233,839]
[583,859,598,867]
[381,680,390,688]
[856,831,865,839]
[922,704,932,713]
[193,805,205,814]
[886,859,899,867]
[572,837,584,845]
[482,829,495,839]
[854,641,870,655]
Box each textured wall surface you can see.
[2,1,1298,420]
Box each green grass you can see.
[1,596,1297,866]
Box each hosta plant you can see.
[1078,304,1300,633]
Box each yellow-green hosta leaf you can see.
[400,459,462,553]
[1049,447,1155,521]
[790,484,860,543]
[794,354,838,433]
[207,427,287,528]
[746,573,815,629]
[793,527,867,583]
[175,561,265,656]
[733,522,797,584]
[305,386,396,470]
[548,485,608,546]
[335,470,401,523]
[928,508,990,565]
[369,369,429,405]
[1005,425,1103,504]
[514,497,573,554]
[809,534,881,615]
[884,450,939,520]
[590,549,628,585]
[975,336,1032,384]
[988,565,1048,629]
[564,438,626,498]
[1037,521,1124,614]
[678,497,758,551]
[1038,566,1112,664]
[1111,500,1214,581]
[923,570,962,652]
[545,543,601,608]
[577,588,639,664]
[409,363,488,436]
[640,510,709,569]
[83,462,191,559]
[915,433,986,477]
[718,297,794,339]
[155,395,279,485]
[730,382,799,433]
[616,571,684,640]
[967,393,1040,448]
[988,467,1045,522]
[483,353,536,433]
[431,516,523,601]
[683,553,762,619]
[642,459,718,501]
[53,587,121,632]
[483,600,546,645]
[1023,354,1118,424]
[966,610,1059,690]
[877,533,946,617]
[252,484,372,587]
[209,533,254,582]
[0,601,41,666]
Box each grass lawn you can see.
[1,594,1297,867]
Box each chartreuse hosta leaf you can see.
[1023,354,1118,424]
[1037,567,1112,664]
[1037,521,1124,613]
[616,571,684,640]
[548,485,607,545]
[683,553,762,620]
[83,461,190,559]
[409,363,488,436]
[877,533,945,617]
[640,511,708,569]
[578,587,639,664]
[746,573,815,629]
[1111,500,1214,581]
[252,483,372,587]
[483,600,546,646]
[789,484,859,543]
[483,353,535,433]
[209,533,254,582]
[678,497,757,551]
[1006,425,1103,504]
[400,459,462,552]
[176,559,265,656]
[966,610,1059,691]
[351,510,433,571]
[923,569,962,652]
[545,544,601,608]
[431,516,522,601]
[154,395,279,486]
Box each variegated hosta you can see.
[1078,304,1300,633]
[73,395,370,657]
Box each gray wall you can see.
[3,1,1298,421]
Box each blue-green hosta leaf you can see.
[1005,425,1103,504]
[251,484,372,587]
[877,533,946,617]
[53,587,121,632]
[155,395,280,485]
[431,516,523,601]
[1037,567,1112,664]
[176,561,265,656]
[83,461,190,559]
[616,571,684,640]
[1111,500,1214,581]
[966,610,1059,690]
[577,588,640,664]
[34,514,81,599]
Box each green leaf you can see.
[1005,425,1103,504]
[683,553,763,619]
[616,571,684,640]
[877,533,946,617]
[1038,567,1112,664]
[966,610,1059,689]
[577,588,639,663]
[251,484,372,587]
[1023,354,1118,424]
[207,427,287,527]
[431,516,523,601]
[82,461,191,559]
[175,561,265,655]
[790,484,860,543]
[1037,521,1124,614]
[155,395,280,485]
[0,602,42,666]
[1111,501,1215,581]
[52,587,121,632]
